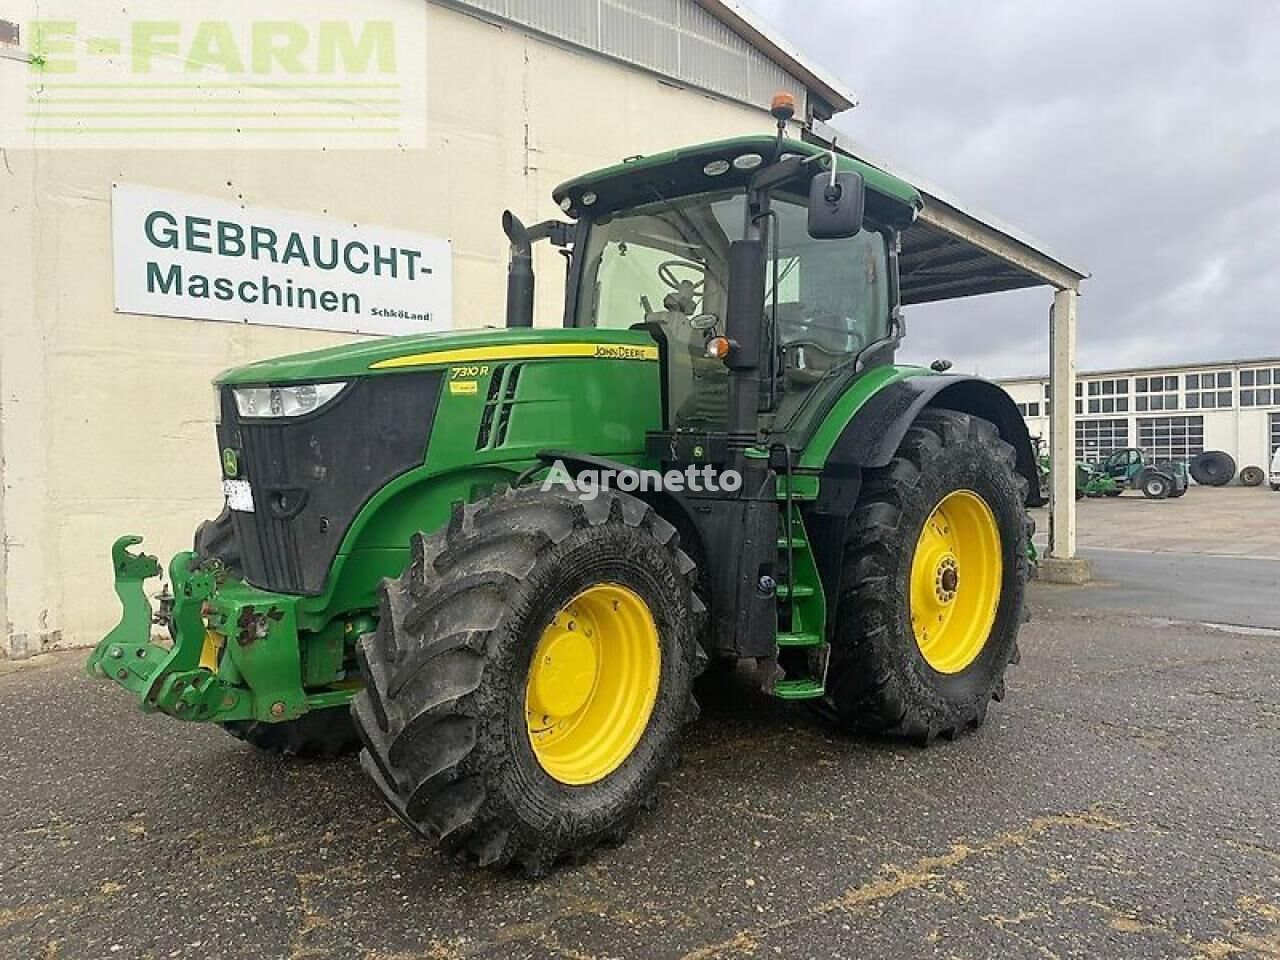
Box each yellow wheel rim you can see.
[910,490,1003,674]
[525,583,661,785]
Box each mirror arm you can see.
[526,219,575,247]
[749,155,807,193]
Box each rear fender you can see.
[799,375,1040,639]
[821,375,1042,507]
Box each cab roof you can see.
[552,135,922,228]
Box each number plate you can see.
[223,479,255,513]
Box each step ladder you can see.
[772,483,828,700]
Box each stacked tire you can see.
[1189,451,1235,487]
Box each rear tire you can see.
[353,486,701,874]
[824,409,1029,743]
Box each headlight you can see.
[233,382,347,419]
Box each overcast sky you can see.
[749,0,1280,377]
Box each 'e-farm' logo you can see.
[9,5,427,149]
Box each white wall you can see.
[0,2,782,656]
[1234,410,1275,470]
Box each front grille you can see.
[236,423,307,591]
[217,371,442,595]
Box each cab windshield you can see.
[573,188,890,428]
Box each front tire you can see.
[1140,470,1170,499]
[222,710,361,758]
[353,486,701,874]
[824,409,1029,743]
[193,507,359,758]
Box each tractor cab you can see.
[548,128,919,449]
[1097,447,1145,481]
[565,176,896,436]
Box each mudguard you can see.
[820,374,1043,507]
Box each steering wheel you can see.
[658,259,705,293]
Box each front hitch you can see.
[88,534,368,723]
[87,534,334,722]
[86,536,247,720]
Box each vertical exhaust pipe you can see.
[503,210,534,328]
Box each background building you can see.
[1001,358,1280,472]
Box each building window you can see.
[1135,374,1178,412]
[1241,367,1280,407]
[1272,412,1280,455]
[1084,378,1130,414]
[1138,416,1204,461]
[1185,371,1233,410]
[1075,418,1129,460]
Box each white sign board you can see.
[111,184,452,335]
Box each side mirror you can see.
[807,170,865,239]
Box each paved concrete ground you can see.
[1030,484,1280,559]
[1042,549,1280,630]
[3,582,1279,959]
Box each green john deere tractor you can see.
[88,115,1042,874]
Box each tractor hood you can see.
[215,327,659,386]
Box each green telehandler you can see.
[88,105,1041,874]
[1075,447,1188,500]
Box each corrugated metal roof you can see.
[898,220,1047,305]
[692,0,857,115]
[436,0,853,118]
